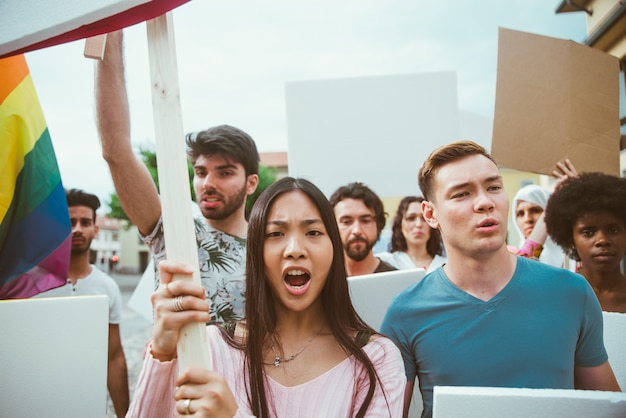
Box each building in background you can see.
[260,151,288,179]
[92,216,150,275]
[119,224,150,274]
[91,215,122,273]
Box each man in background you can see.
[381,141,620,418]
[36,188,129,417]
[329,182,396,276]
[95,30,259,323]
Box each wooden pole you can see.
[145,12,211,371]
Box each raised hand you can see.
[552,158,579,187]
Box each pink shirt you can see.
[128,325,406,417]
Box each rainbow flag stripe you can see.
[0,54,70,299]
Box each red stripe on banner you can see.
[0,0,191,59]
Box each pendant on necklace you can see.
[274,356,281,367]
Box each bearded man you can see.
[95,31,259,323]
[329,182,396,276]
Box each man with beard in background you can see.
[35,188,129,417]
[330,182,397,276]
[95,30,259,324]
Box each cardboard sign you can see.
[491,28,620,176]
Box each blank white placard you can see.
[0,295,108,417]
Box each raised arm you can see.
[95,30,162,236]
[517,158,580,259]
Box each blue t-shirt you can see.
[381,256,607,418]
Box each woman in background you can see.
[545,172,626,313]
[376,196,446,273]
[510,184,566,266]
[509,159,578,269]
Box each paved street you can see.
[106,273,153,418]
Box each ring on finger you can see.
[183,398,191,415]
[173,295,185,312]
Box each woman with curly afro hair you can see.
[545,172,626,313]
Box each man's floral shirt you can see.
[144,216,246,324]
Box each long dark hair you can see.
[390,196,442,257]
[232,177,385,417]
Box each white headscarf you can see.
[511,184,566,268]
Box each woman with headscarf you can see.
[509,159,578,269]
[510,184,567,267]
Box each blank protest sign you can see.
[0,295,108,417]
[433,386,626,418]
[491,28,620,176]
[285,72,461,198]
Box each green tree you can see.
[107,147,277,223]
[246,164,277,217]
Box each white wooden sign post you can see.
[81,9,212,372]
[145,11,211,371]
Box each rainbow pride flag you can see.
[0,54,71,299]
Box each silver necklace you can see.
[270,329,322,367]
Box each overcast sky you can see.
[24,0,587,212]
